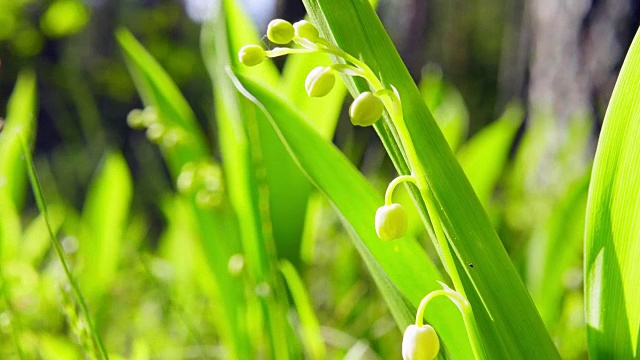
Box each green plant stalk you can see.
[20,139,109,360]
[267,32,486,358]
[309,43,459,279]
[309,42,485,358]
[415,288,482,359]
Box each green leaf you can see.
[229,69,474,359]
[20,204,65,265]
[202,2,298,357]
[22,139,108,360]
[419,67,469,151]
[527,172,588,327]
[0,70,37,259]
[457,104,523,206]
[585,28,640,359]
[279,260,326,360]
[78,152,132,302]
[117,27,251,359]
[300,1,559,358]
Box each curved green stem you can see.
[384,175,416,206]
[266,47,316,58]
[415,285,483,360]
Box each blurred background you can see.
[0,0,638,358]
[1,0,638,207]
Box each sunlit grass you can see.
[0,1,639,359]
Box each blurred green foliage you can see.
[0,0,636,358]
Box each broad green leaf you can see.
[117,28,250,359]
[78,152,132,303]
[585,28,640,359]
[457,104,523,206]
[0,70,37,259]
[527,172,588,327]
[229,70,474,359]
[301,1,559,358]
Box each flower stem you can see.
[384,175,416,206]
[415,286,484,360]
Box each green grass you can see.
[1,1,639,359]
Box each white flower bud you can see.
[305,66,336,97]
[349,91,384,127]
[375,203,408,241]
[267,19,294,44]
[238,45,266,66]
[402,324,440,360]
[293,20,320,41]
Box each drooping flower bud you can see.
[375,203,408,241]
[349,91,384,127]
[267,19,294,44]
[402,324,440,360]
[238,45,266,66]
[305,66,336,97]
[293,20,320,41]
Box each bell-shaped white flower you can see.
[375,203,408,240]
[402,324,440,360]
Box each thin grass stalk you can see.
[20,138,109,360]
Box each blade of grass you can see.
[528,171,588,326]
[20,204,65,265]
[21,138,108,360]
[456,104,523,207]
[0,70,37,360]
[202,2,297,358]
[229,69,474,359]
[301,1,559,358]
[0,70,37,260]
[279,260,326,360]
[116,28,251,359]
[205,0,317,265]
[78,152,132,303]
[585,27,640,358]
[419,68,469,151]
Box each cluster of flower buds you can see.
[238,18,480,360]
[238,18,409,240]
[238,19,387,128]
[126,106,183,148]
[176,161,224,209]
